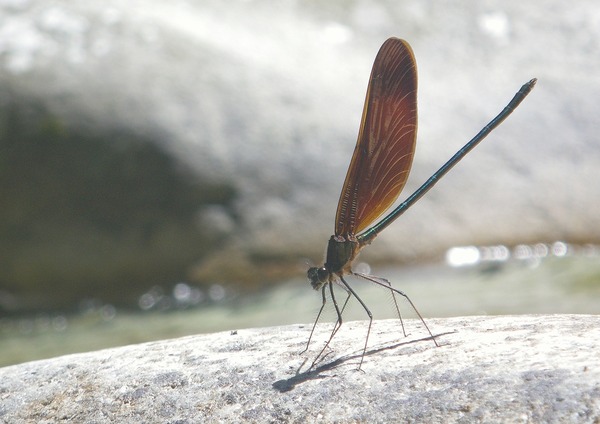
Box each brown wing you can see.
[335,38,418,236]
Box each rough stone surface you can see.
[0,315,598,423]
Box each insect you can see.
[305,37,536,369]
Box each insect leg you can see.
[338,275,373,370]
[355,272,438,347]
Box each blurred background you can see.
[1,0,599,367]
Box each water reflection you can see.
[0,313,69,336]
[138,283,226,311]
[446,241,596,268]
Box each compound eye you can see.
[317,267,328,282]
[307,266,329,289]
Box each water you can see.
[1,249,598,368]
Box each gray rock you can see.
[1,314,598,423]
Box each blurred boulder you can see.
[1,0,599,310]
